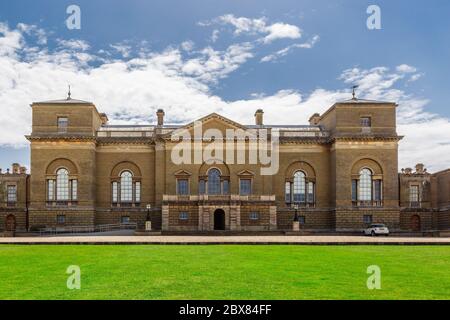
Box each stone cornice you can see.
[26,135,96,142]
[328,135,403,143]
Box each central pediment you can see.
[163,113,250,139]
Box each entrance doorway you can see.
[5,214,16,232]
[411,215,421,231]
[214,209,225,230]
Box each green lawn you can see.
[0,245,449,300]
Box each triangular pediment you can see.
[164,113,249,139]
[237,169,255,176]
[173,169,192,176]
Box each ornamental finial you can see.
[351,85,359,100]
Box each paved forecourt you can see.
[1,235,450,245]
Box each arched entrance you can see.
[214,209,225,230]
[5,214,16,232]
[411,215,421,231]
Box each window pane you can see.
[199,180,205,194]
[135,181,141,202]
[360,117,371,127]
[410,185,419,202]
[374,180,382,201]
[351,180,357,201]
[120,171,133,202]
[57,215,65,224]
[112,182,118,203]
[47,180,54,201]
[71,180,77,200]
[177,179,189,195]
[249,212,259,220]
[222,180,229,194]
[56,168,69,200]
[358,169,372,201]
[58,117,68,133]
[293,171,306,203]
[307,182,314,203]
[207,169,221,195]
[285,182,291,203]
[7,185,17,202]
[179,212,189,220]
[240,179,251,195]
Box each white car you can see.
[364,224,389,236]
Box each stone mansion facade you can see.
[1,95,449,233]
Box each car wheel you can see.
[371,231,376,237]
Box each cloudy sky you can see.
[0,0,450,172]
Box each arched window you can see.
[56,168,69,200]
[120,171,133,202]
[293,171,306,203]
[208,168,221,195]
[352,167,382,207]
[285,170,315,206]
[47,167,77,204]
[111,170,141,206]
[358,168,372,201]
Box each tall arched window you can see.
[47,167,77,204]
[293,171,306,203]
[120,171,133,202]
[358,168,372,202]
[285,170,315,206]
[208,168,221,195]
[56,168,69,200]
[111,170,141,206]
[352,167,382,207]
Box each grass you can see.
[0,245,449,300]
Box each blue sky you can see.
[0,0,450,171]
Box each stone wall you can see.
[0,209,27,232]
[28,209,95,230]
[277,210,333,230]
[335,208,400,231]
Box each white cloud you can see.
[204,14,301,44]
[211,29,219,43]
[109,43,131,58]
[0,23,449,171]
[396,64,417,73]
[261,35,319,62]
[262,22,301,43]
[408,73,423,82]
[181,40,195,52]
[57,39,90,51]
[17,23,47,45]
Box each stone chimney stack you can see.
[99,113,109,125]
[20,166,27,174]
[157,109,165,126]
[254,109,264,126]
[12,163,20,174]
[309,113,321,125]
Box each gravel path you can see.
[1,235,450,245]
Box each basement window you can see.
[179,212,189,220]
[57,215,66,224]
[249,212,260,220]
[363,215,373,224]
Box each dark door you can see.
[214,209,225,230]
[411,215,421,231]
[5,214,16,232]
